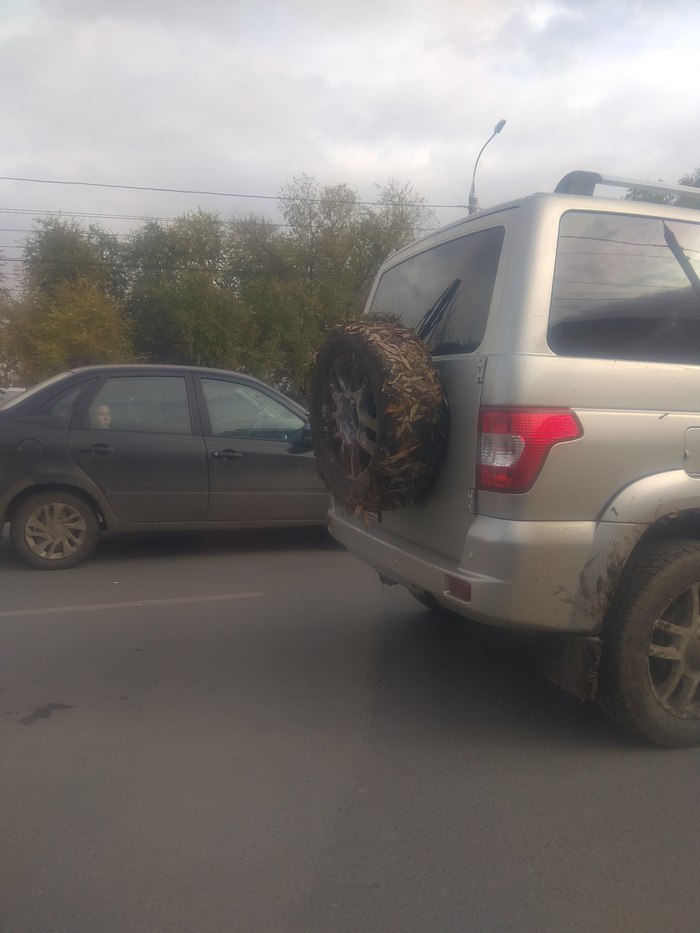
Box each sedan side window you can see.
[32,384,91,428]
[202,378,305,441]
[88,376,192,434]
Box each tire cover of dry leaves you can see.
[311,320,448,514]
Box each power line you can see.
[0,175,465,210]
[0,208,287,230]
[0,206,173,222]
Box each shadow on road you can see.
[363,602,644,751]
[100,524,342,560]
[0,523,342,570]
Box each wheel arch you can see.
[601,509,700,623]
[4,483,106,531]
[569,474,700,639]
[540,510,700,712]
[600,469,700,526]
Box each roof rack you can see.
[554,170,700,203]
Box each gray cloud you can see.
[0,0,698,263]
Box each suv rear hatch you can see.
[360,217,511,561]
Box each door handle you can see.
[212,448,242,460]
[79,443,114,455]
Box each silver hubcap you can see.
[648,582,700,718]
[327,355,378,480]
[24,503,87,561]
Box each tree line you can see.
[625,166,700,207]
[2,166,698,397]
[0,176,435,399]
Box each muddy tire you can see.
[11,491,99,569]
[598,539,700,747]
[310,321,448,513]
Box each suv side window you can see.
[368,226,505,355]
[548,211,700,363]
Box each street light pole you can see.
[468,119,506,214]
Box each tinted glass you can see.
[202,379,305,440]
[1,371,79,413]
[31,384,90,428]
[549,211,700,363]
[89,376,192,433]
[368,226,505,355]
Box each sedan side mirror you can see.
[301,423,313,451]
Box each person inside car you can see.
[90,402,112,429]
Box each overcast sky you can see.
[1,0,699,284]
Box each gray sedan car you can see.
[0,365,329,568]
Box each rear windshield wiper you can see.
[663,222,700,305]
[416,278,462,343]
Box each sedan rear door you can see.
[67,373,209,523]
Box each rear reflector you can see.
[447,577,472,602]
[478,407,582,493]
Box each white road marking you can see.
[0,592,265,618]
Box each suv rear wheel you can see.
[600,539,700,747]
[11,491,99,570]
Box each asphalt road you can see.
[1,526,699,933]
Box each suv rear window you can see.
[548,211,700,363]
[368,226,505,355]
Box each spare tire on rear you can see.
[310,320,448,513]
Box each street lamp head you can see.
[468,118,508,214]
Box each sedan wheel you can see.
[11,492,99,569]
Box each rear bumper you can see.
[329,509,645,634]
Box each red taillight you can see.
[477,408,582,493]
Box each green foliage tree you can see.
[625,166,700,206]
[10,177,436,396]
[277,175,433,321]
[125,212,248,368]
[236,275,326,400]
[233,175,435,395]
[23,216,125,299]
[677,167,700,209]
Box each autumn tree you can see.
[3,217,134,382]
[0,265,20,383]
[4,276,133,384]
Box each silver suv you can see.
[311,170,700,747]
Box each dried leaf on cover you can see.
[311,319,449,516]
